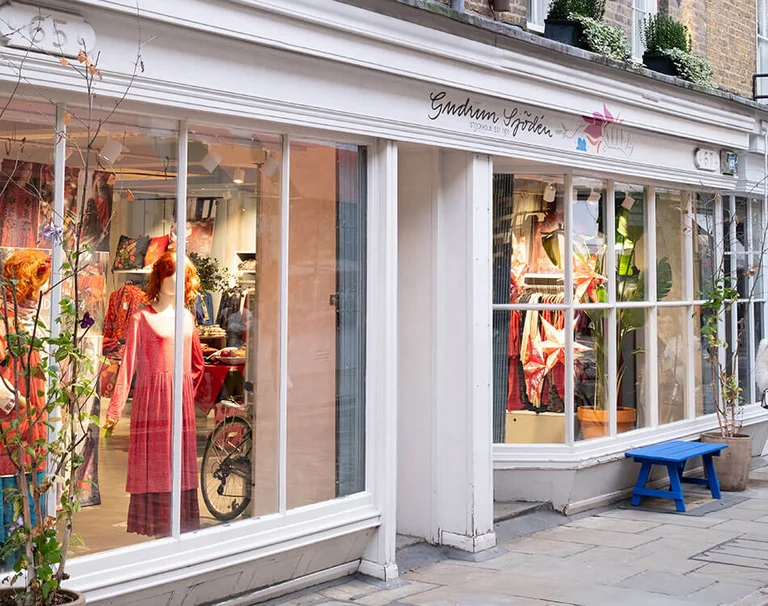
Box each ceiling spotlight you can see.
[233,167,245,184]
[261,152,280,182]
[586,190,601,204]
[201,146,222,173]
[622,192,635,210]
[222,190,232,201]
[99,138,124,164]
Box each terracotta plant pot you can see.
[0,588,85,605]
[701,432,752,492]
[577,407,637,440]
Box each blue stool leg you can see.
[667,464,686,512]
[703,454,722,499]
[631,462,653,507]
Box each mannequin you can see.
[105,252,204,537]
[0,250,51,552]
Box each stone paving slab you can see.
[685,579,764,605]
[566,515,663,534]
[617,570,716,596]
[502,536,593,557]
[598,508,729,528]
[532,524,663,549]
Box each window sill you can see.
[493,404,768,470]
[67,492,379,599]
[526,22,544,34]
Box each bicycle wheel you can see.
[201,416,252,521]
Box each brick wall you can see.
[605,0,633,41]
[465,0,527,27]
[704,0,756,96]
[436,0,758,98]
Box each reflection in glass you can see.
[287,141,366,507]
[695,306,715,416]
[656,189,685,301]
[66,119,180,553]
[694,194,716,299]
[617,309,648,431]
[658,307,688,424]
[491,175,566,444]
[572,178,606,304]
[575,309,611,440]
[185,127,283,530]
[615,184,647,303]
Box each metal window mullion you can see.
[278,136,290,514]
[606,181,617,436]
[646,186,659,428]
[564,174,575,446]
[684,193,695,420]
[171,120,188,539]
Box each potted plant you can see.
[699,277,753,491]
[576,201,673,439]
[544,0,606,48]
[641,13,713,86]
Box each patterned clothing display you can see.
[101,284,146,398]
[0,160,43,248]
[107,307,204,537]
[0,317,47,476]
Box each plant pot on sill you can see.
[0,588,85,605]
[543,19,584,48]
[577,407,637,440]
[642,53,678,77]
[700,432,752,492]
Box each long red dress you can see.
[107,307,204,536]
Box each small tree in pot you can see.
[641,14,714,86]
[698,193,768,492]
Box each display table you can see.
[195,364,244,415]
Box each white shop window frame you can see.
[41,112,392,596]
[492,172,768,461]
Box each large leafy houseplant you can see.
[0,22,146,605]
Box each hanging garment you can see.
[0,160,43,248]
[101,284,146,398]
[107,307,204,537]
[195,292,214,326]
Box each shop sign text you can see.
[428,91,553,140]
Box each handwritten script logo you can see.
[428,91,553,139]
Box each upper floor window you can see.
[528,0,548,32]
[758,0,768,99]
[632,0,658,59]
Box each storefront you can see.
[0,0,767,603]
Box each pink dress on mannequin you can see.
[108,306,205,536]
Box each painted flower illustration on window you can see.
[583,105,616,152]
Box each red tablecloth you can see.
[195,364,243,415]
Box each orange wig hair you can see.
[2,250,51,304]
[145,252,200,307]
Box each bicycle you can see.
[201,398,253,521]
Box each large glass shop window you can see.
[0,103,367,562]
[66,118,181,554]
[492,175,567,444]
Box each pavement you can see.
[262,460,768,606]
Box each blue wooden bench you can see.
[625,440,728,512]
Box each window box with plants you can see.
[641,14,714,87]
[544,0,631,63]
